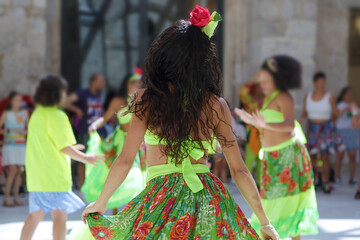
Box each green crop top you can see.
[260,90,307,145]
[144,129,211,193]
[261,90,284,123]
[117,98,132,124]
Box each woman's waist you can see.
[146,163,209,181]
[261,131,292,146]
[261,136,295,152]
[308,118,332,124]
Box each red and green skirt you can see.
[251,139,319,239]
[70,173,261,240]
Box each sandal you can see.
[355,191,360,199]
[2,199,15,207]
[14,200,24,206]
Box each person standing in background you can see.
[335,87,359,185]
[66,73,106,188]
[0,91,28,206]
[301,72,346,193]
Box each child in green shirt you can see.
[20,75,104,240]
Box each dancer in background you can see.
[0,91,28,206]
[20,75,103,240]
[335,87,359,185]
[70,6,278,240]
[237,55,318,240]
[82,69,145,215]
[66,73,106,188]
[301,72,346,193]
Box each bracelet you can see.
[260,224,274,229]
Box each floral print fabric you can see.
[260,141,314,199]
[87,173,260,240]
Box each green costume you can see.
[69,130,261,239]
[81,105,145,210]
[250,91,319,239]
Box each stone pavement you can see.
[1,165,359,240]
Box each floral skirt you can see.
[251,140,319,239]
[69,173,261,240]
[81,131,145,210]
[306,120,346,155]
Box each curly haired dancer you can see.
[236,56,319,240]
[69,6,278,240]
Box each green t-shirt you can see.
[26,105,76,192]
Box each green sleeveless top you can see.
[117,98,132,124]
[144,130,211,193]
[260,90,307,148]
[261,90,284,123]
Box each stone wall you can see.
[0,0,61,99]
[245,0,318,114]
[315,0,360,99]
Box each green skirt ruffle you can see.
[251,140,319,239]
[69,173,261,240]
[81,130,145,210]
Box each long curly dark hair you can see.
[261,55,302,91]
[131,20,231,164]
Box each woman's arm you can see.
[330,94,349,118]
[82,90,147,221]
[215,98,270,226]
[252,93,295,133]
[89,97,126,132]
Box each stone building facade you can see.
[0,0,61,98]
[1,0,359,114]
[224,0,360,113]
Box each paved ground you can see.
[1,164,359,240]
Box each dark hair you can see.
[130,20,231,164]
[34,75,68,106]
[117,73,134,99]
[261,55,302,91]
[313,71,326,82]
[337,86,351,103]
[6,91,21,110]
[89,73,103,84]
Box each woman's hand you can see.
[234,108,254,126]
[88,123,97,133]
[252,110,266,129]
[81,201,107,224]
[260,225,279,240]
[85,154,105,165]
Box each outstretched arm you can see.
[89,97,126,132]
[216,99,268,224]
[82,91,147,221]
[215,98,278,239]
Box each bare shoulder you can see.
[277,91,294,104]
[211,96,228,112]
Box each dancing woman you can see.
[71,6,279,240]
[82,70,144,214]
[236,56,319,240]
